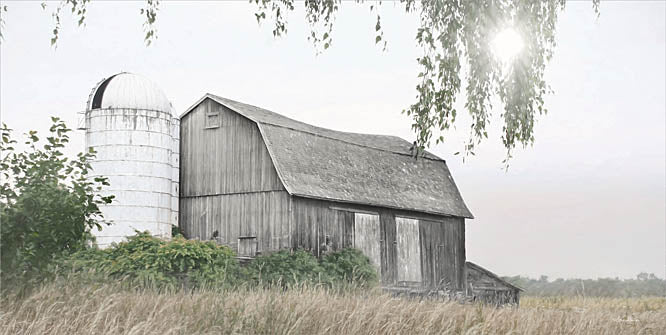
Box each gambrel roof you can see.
[182,94,473,219]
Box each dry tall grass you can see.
[1,282,664,335]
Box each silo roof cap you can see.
[88,72,174,114]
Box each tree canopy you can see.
[0,0,600,163]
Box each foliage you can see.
[0,4,6,41]
[0,119,113,285]
[246,249,326,287]
[0,1,600,164]
[504,273,666,297]
[171,224,183,237]
[61,232,241,289]
[58,233,378,291]
[320,248,378,287]
[251,0,602,163]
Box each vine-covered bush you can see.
[245,248,379,288]
[62,232,241,289]
[320,248,379,287]
[246,249,326,287]
[59,232,379,290]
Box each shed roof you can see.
[182,94,473,218]
[466,261,524,291]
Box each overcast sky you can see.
[1,1,664,280]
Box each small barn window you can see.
[238,236,257,257]
[205,109,220,129]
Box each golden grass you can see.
[1,283,664,335]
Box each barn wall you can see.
[179,191,290,252]
[419,218,465,291]
[290,196,466,290]
[179,98,289,253]
[180,98,284,197]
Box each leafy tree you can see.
[0,0,600,163]
[0,118,114,284]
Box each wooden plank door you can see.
[354,213,381,275]
[396,217,422,285]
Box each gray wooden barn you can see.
[179,94,475,292]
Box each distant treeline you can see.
[503,273,666,297]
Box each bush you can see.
[61,232,241,289]
[246,249,326,287]
[245,248,379,289]
[0,119,113,286]
[57,231,379,291]
[320,248,379,287]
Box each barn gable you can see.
[179,98,290,251]
[180,98,284,196]
[182,94,473,219]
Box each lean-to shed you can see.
[466,261,523,305]
[179,94,473,291]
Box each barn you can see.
[179,94,474,292]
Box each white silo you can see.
[83,72,179,247]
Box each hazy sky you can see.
[1,1,664,280]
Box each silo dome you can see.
[84,72,180,247]
[88,72,174,113]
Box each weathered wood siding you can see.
[180,98,284,197]
[396,217,422,284]
[419,218,465,290]
[466,262,520,305]
[179,98,289,252]
[290,196,466,290]
[180,192,290,252]
[354,213,382,275]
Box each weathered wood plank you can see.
[179,191,289,253]
[395,217,421,284]
[354,213,382,275]
[380,211,397,285]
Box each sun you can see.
[491,28,524,63]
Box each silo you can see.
[84,72,179,247]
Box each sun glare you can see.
[491,28,524,63]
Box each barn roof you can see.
[182,94,473,218]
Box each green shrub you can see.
[246,249,326,287]
[58,231,379,291]
[0,119,113,286]
[245,248,379,289]
[171,224,184,237]
[61,232,241,289]
[320,248,379,287]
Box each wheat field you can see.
[1,283,664,335]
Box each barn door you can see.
[396,217,422,285]
[354,213,381,275]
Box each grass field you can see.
[1,283,664,334]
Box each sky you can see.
[1,1,664,280]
